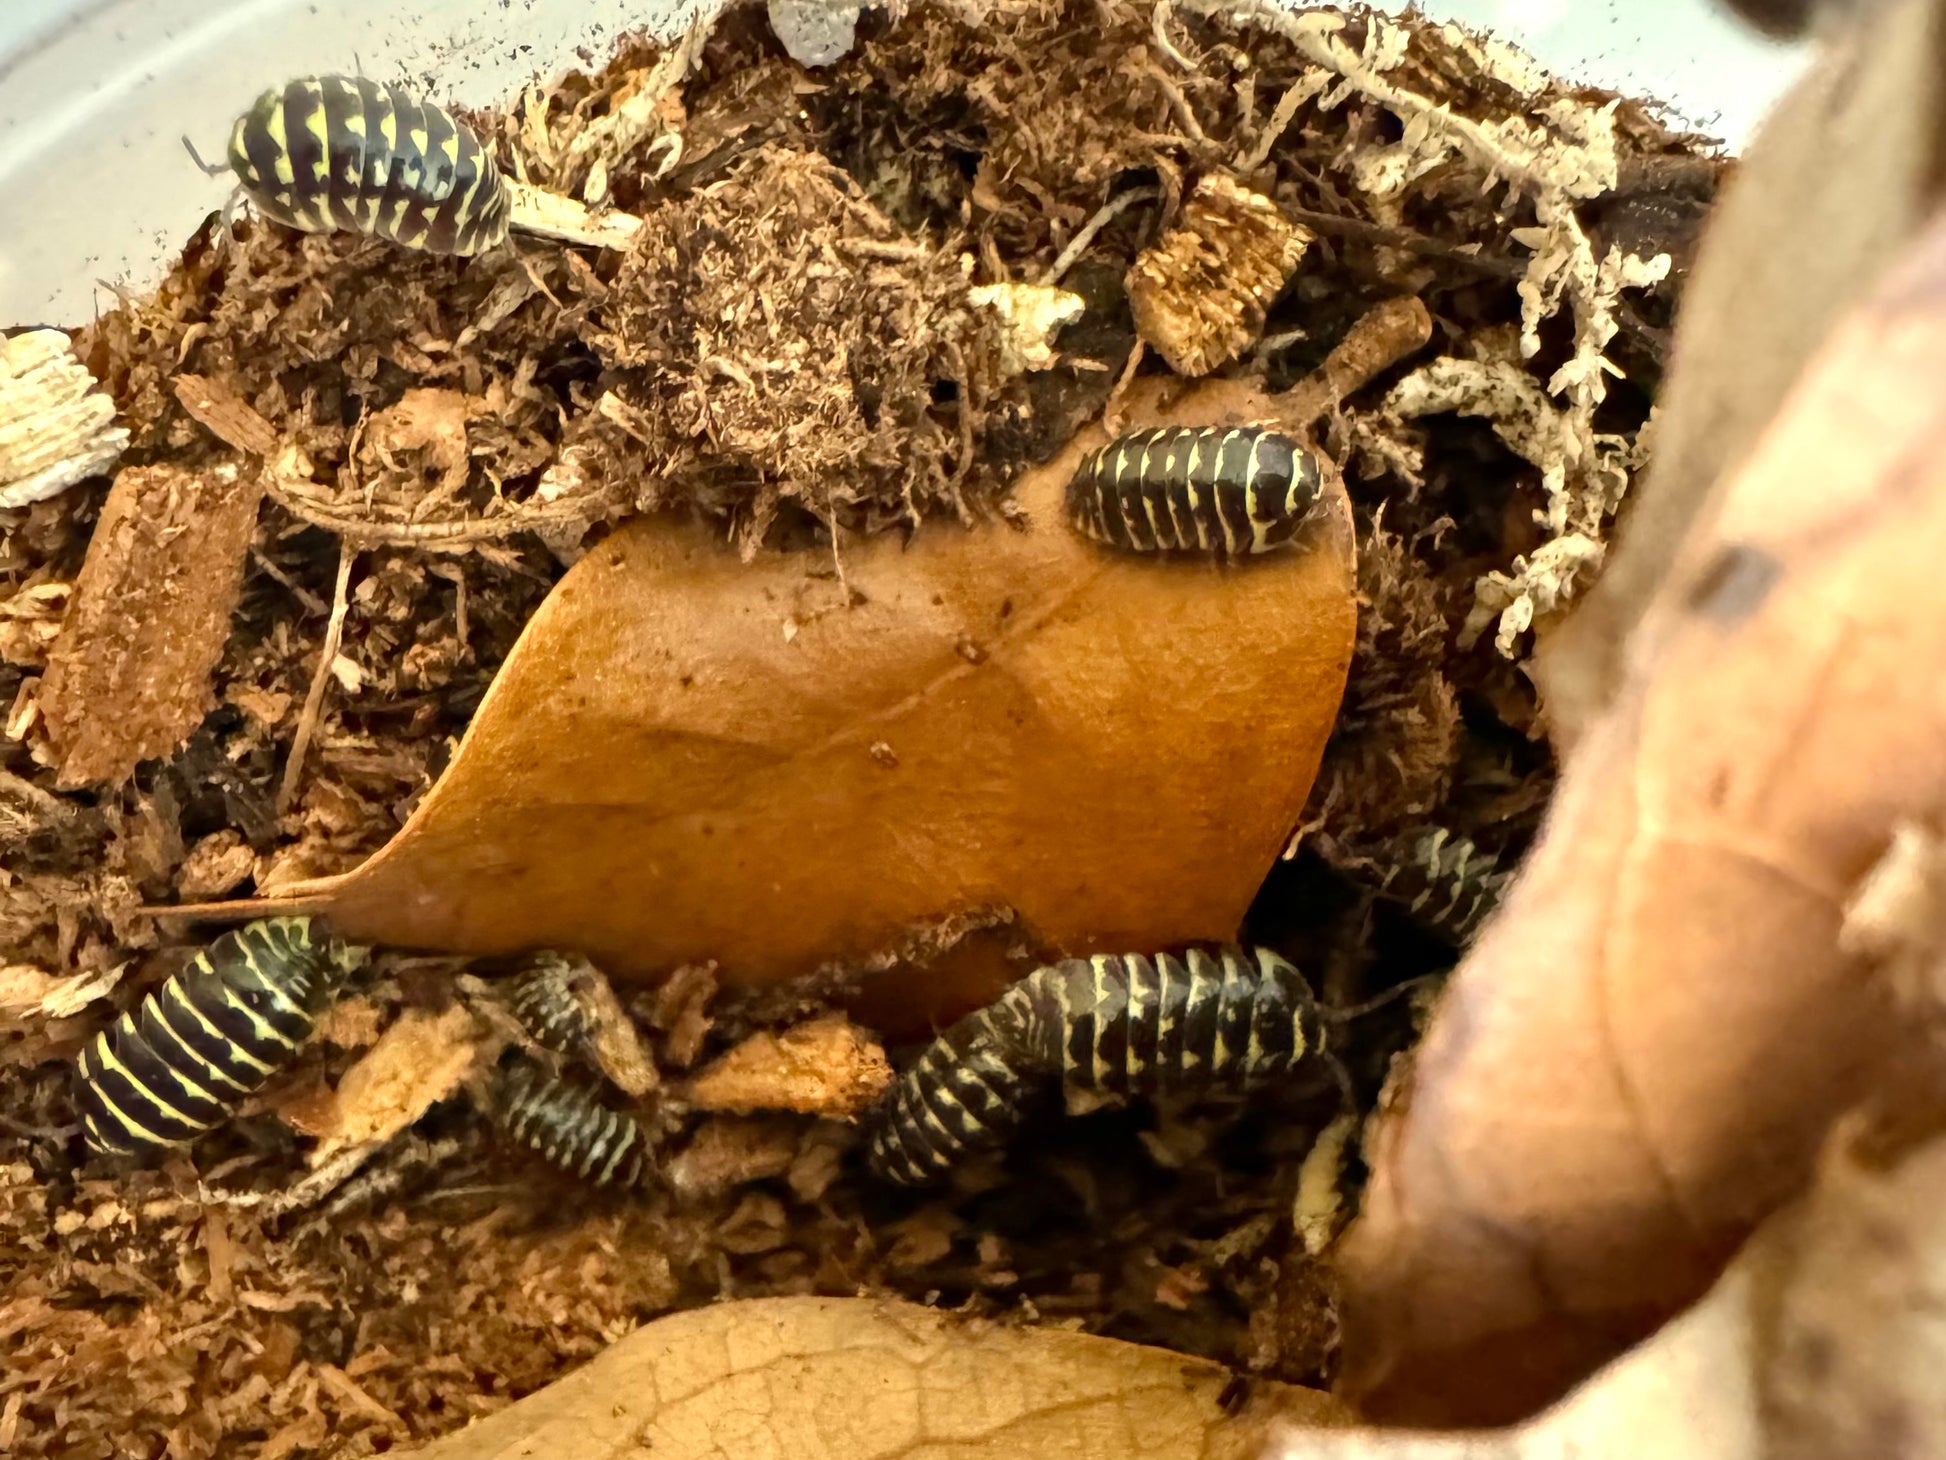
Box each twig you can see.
[1150,0,1197,70]
[835,238,934,262]
[249,548,329,615]
[1102,340,1148,437]
[1042,187,1160,287]
[1236,73,1328,174]
[277,545,354,815]
[1145,62,1211,147]
[1282,205,1525,278]
[1277,296,1435,430]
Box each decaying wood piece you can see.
[0,329,128,508]
[1126,174,1312,376]
[1536,0,1946,746]
[186,300,1431,1031]
[1333,202,1946,1426]
[394,1295,1352,1460]
[37,461,264,788]
[685,1015,892,1118]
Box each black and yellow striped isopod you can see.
[73,917,367,1158]
[1066,425,1324,555]
[1368,827,1510,944]
[490,1052,652,1189]
[866,945,1334,1186]
[189,75,510,255]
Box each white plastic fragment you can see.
[968,281,1086,376]
[0,330,128,509]
[768,0,864,67]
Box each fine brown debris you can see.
[35,460,263,788]
[0,0,1716,1451]
[685,1014,892,1117]
[1126,174,1312,376]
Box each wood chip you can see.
[1126,174,1312,376]
[685,1014,892,1119]
[37,461,265,787]
[0,329,127,507]
[505,179,646,251]
[309,1004,482,1164]
[171,374,279,457]
[666,1116,802,1199]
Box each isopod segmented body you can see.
[1066,426,1324,555]
[505,953,602,1066]
[1368,827,1510,943]
[865,945,1330,1186]
[207,75,510,255]
[74,917,367,1158]
[491,1052,651,1188]
[862,996,1043,1187]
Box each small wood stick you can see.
[1279,296,1434,430]
[277,545,356,814]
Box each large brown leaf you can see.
[394,1294,1353,1460]
[205,372,1361,1024]
[1332,195,1946,1425]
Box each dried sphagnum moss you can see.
[0,0,1718,1453]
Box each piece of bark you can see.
[1535,0,1946,749]
[1333,200,1946,1425]
[308,1004,482,1164]
[685,1015,891,1118]
[392,1295,1352,1460]
[38,461,264,788]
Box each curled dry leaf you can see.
[1333,203,1946,1423]
[203,369,1370,1030]
[308,1004,482,1165]
[395,1294,1351,1460]
[38,461,264,788]
[685,1014,891,1118]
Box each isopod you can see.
[190,75,510,256]
[490,1051,652,1188]
[866,945,1339,1186]
[73,917,367,1158]
[1065,425,1324,555]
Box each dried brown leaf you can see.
[394,1295,1351,1460]
[37,461,264,787]
[1335,200,1946,1424]
[206,374,1360,1030]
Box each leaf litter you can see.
[0,0,1710,1454]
